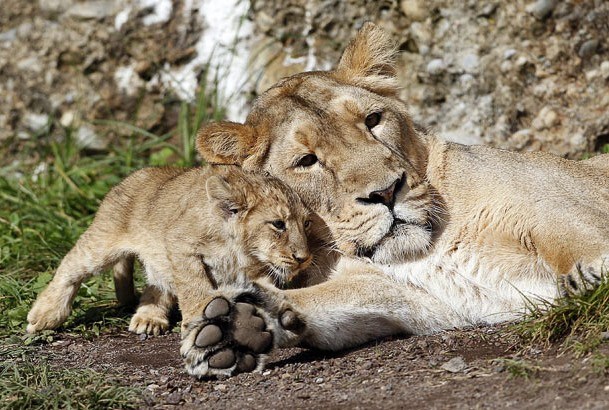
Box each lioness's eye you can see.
[304,220,312,229]
[270,220,286,231]
[295,154,318,168]
[365,112,382,130]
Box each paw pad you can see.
[181,296,274,377]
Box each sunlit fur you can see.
[193,22,609,359]
[26,165,315,335]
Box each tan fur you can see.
[193,23,609,355]
[26,165,316,335]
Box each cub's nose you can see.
[358,176,404,209]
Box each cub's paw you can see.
[26,294,72,334]
[129,306,170,336]
[180,297,274,378]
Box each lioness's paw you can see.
[560,258,607,296]
[180,297,279,378]
[129,306,170,336]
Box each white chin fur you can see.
[371,224,432,265]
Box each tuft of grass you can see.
[515,277,609,355]
[499,358,541,379]
[0,353,141,409]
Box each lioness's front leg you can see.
[189,259,461,376]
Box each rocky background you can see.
[1,0,608,161]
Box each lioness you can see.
[27,165,319,372]
[166,23,608,377]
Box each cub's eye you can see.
[304,220,312,229]
[365,112,382,130]
[229,208,239,215]
[295,154,318,168]
[270,220,286,231]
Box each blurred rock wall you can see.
[251,0,609,156]
[1,0,608,158]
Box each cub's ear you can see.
[334,22,399,96]
[206,174,245,218]
[196,121,257,165]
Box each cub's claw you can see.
[180,296,276,378]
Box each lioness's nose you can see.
[292,251,310,265]
[358,176,403,209]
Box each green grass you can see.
[0,85,224,408]
[499,358,541,379]
[0,351,141,409]
[515,276,609,355]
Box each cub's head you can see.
[198,23,441,265]
[206,166,313,285]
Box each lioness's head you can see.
[199,24,440,264]
[206,166,313,284]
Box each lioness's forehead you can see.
[249,74,373,128]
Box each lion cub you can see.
[27,165,313,335]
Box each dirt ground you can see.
[36,325,609,409]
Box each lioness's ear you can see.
[206,174,245,218]
[196,121,257,165]
[334,22,399,96]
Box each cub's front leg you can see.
[129,285,176,336]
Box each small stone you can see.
[542,109,558,128]
[604,385,609,392]
[512,129,532,149]
[459,74,475,90]
[400,0,428,21]
[23,112,49,132]
[214,384,228,392]
[459,53,480,73]
[600,331,609,340]
[516,56,529,68]
[441,356,467,373]
[585,69,599,81]
[0,29,17,43]
[578,39,599,59]
[60,111,76,128]
[315,377,324,384]
[77,125,107,151]
[39,0,74,14]
[426,59,446,75]
[165,392,181,405]
[410,22,431,50]
[66,0,118,20]
[16,22,33,38]
[146,383,159,391]
[477,3,497,18]
[600,61,609,80]
[503,49,517,60]
[262,370,271,376]
[532,117,545,131]
[16,56,42,73]
[570,133,586,150]
[526,0,557,20]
